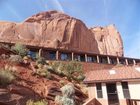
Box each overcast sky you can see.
[0,0,140,58]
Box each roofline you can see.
[83,78,140,84]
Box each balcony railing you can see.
[126,99,140,105]
[0,42,140,66]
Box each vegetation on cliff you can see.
[0,43,87,105]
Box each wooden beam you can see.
[85,54,88,62]
[97,55,100,63]
[38,48,42,57]
[125,59,128,65]
[107,56,110,64]
[56,50,59,60]
[133,59,136,65]
[117,57,120,64]
[72,52,74,61]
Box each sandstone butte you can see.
[0,10,123,56]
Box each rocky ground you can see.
[0,59,88,105]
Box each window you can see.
[74,54,85,62]
[60,53,71,61]
[119,58,126,65]
[127,59,133,65]
[99,56,108,64]
[96,83,103,98]
[28,50,37,60]
[49,51,56,60]
[87,56,97,63]
[121,82,130,99]
[110,57,117,64]
[135,59,140,64]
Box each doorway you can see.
[106,83,119,105]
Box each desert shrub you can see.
[59,80,66,86]
[61,83,75,98]
[61,97,75,105]
[9,55,23,64]
[11,43,28,57]
[55,96,74,105]
[35,65,52,79]
[0,69,16,86]
[36,57,46,65]
[26,99,48,105]
[55,83,75,105]
[55,95,62,105]
[50,61,83,81]
[38,70,51,79]
[51,61,60,70]
[75,75,85,82]
[59,61,82,80]
[49,61,63,75]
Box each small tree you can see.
[0,69,16,86]
[55,83,75,105]
[59,61,83,81]
[11,43,28,57]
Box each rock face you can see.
[0,60,88,105]
[90,25,124,56]
[0,10,123,56]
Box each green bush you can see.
[55,83,75,105]
[36,57,46,65]
[49,61,64,75]
[59,80,65,86]
[61,83,75,98]
[35,66,52,79]
[55,95,62,105]
[51,61,60,70]
[39,70,51,79]
[61,97,75,105]
[55,96,75,105]
[0,69,16,86]
[11,43,28,57]
[50,61,84,82]
[26,99,48,105]
[60,61,82,80]
[75,75,85,82]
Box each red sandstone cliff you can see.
[90,25,124,56]
[0,10,123,56]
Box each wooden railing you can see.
[126,99,140,105]
[83,98,102,105]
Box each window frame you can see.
[121,82,131,99]
[96,83,103,98]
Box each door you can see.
[106,83,119,105]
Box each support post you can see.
[107,56,110,64]
[39,48,42,58]
[56,50,59,60]
[125,59,128,65]
[133,59,136,65]
[85,54,88,62]
[72,52,74,61]
[117,57,120,64]
[97,55,100,63]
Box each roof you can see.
[84,65,140,83]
